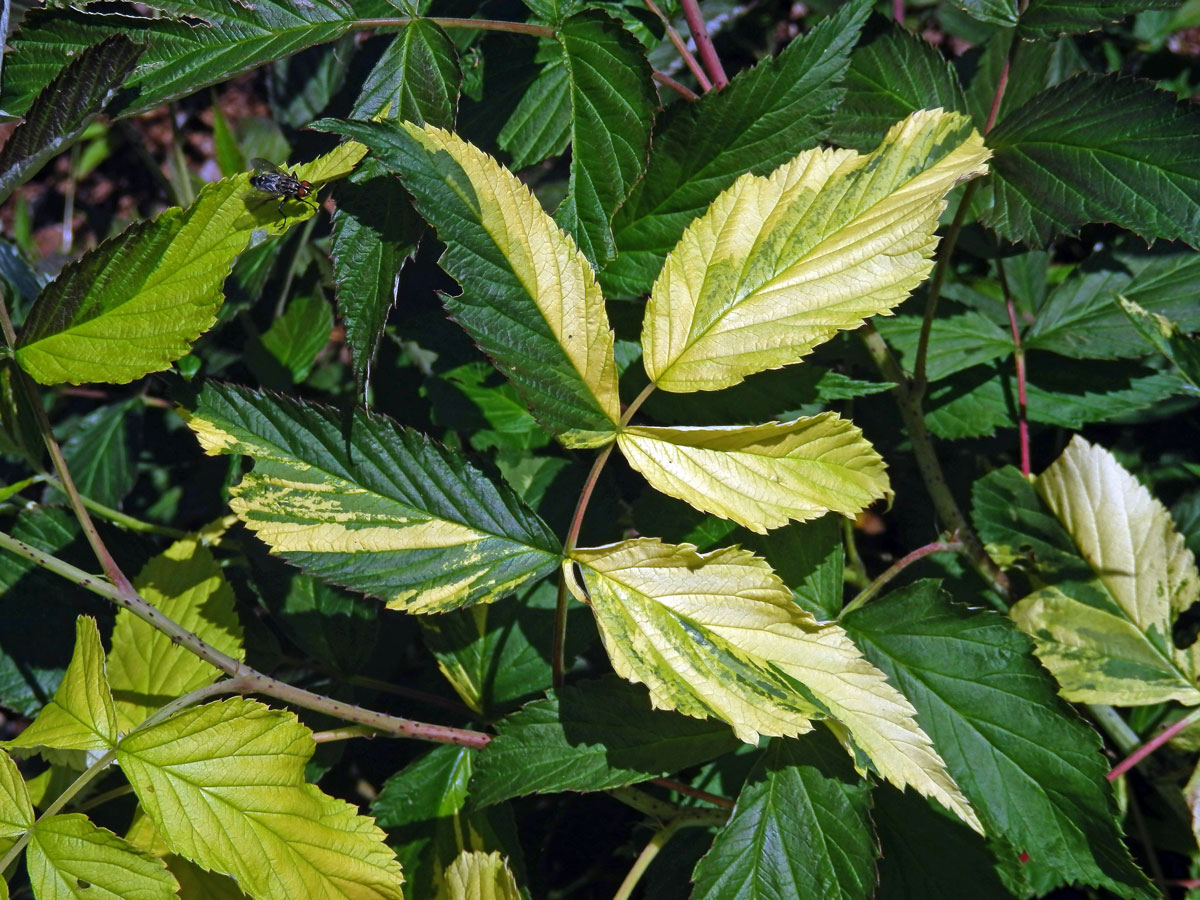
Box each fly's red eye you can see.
[296,182,313,198]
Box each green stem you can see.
[168,103,195,207]
[611,808,729,900]
[841,518,870,589]
[274,214,319,319]
[841,538,964,617]
[0,748,119,875]
[0,290,137,598]
[859,322,1011,601]
[41,474,187,538]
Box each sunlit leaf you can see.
[313,118,621,447]
[642,109,990,392]
[14,143,363,386]
[990,438,1200,705]
[4,617,116,754]
[117,697,404,900]
[26,814,177,900]
[0,750,34,839]
[436,851,521,900]
[184,383,561,613]
[570,539,980,832]
[617,414,890,534]
[108,536,244,731]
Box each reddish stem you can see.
[842,538,965,615]
[643,0,712,92]
[680,0,728,89]
[1108,708,1200,781]
[652,777,735,809]
[892,0,904,22]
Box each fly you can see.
[248,158,318,216]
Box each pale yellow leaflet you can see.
[642,109,990,392]
[617,414,890,534]
[571,539,981,833]
[1011,437,1200,705]
[436,851,521,900]
[401,123,621,430]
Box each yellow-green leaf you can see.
[570,539,980,832]
[108,536,244,731]
[436,851,521,900]
[642,108,990,392]
[117,697,404,900]
[14,143,363,386]
[318,118,621,446]
[0,750,33,839]
[26,814,178,900]
[5,617,116,755]
[1011,437,1200,705]
[616,413,890,534]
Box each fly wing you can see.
[250,158,284,175]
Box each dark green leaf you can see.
[985,74,1200,246]
[742,516,846,621]
[0,509,112,717]
[57,399,141,508]
[312,117,620,443]
[600,0,872,298]
[691,732,876,900]
[948,0,1177,36]
[0,35,143,205]
[1120,298,1200,389]
[962,32,1086,128]
[440,364,554,453]
[831,21,967,152]
[331,159,424,400]
[420,580,592,716]
[186,382,562,613]
[470,675,741,807]
[0,1,398,121]
[843,580,1155,899]
[498,54,572,169]
[876,311,1013,381]
[552,10,656,268]
[924,359,1188,439]
[352,20,461,126]
[874,787,1012,900]
[270,35,355,127]
[1172,491,1200,561]
[259,294,334,384]
[260,571,380,675]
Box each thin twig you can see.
[653,70,699,101]
[642,0,711,91]
[841,538,964,616]
[612,809,729,900]
[996,258,1031,476]
[679,0,727,89]
[651,777,735,809]
[0,529,493,750]
[860,322,1011,602]
[354,17,555,39]
[1109,706,1200,782]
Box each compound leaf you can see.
[117,697,404,900]
[642,109,989,392]
[108,536,244,731]
[4,617,116,755]
[570,539,980,832]
[183,383,561,613]
[26,814,178,900]
[616,414,890,534]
